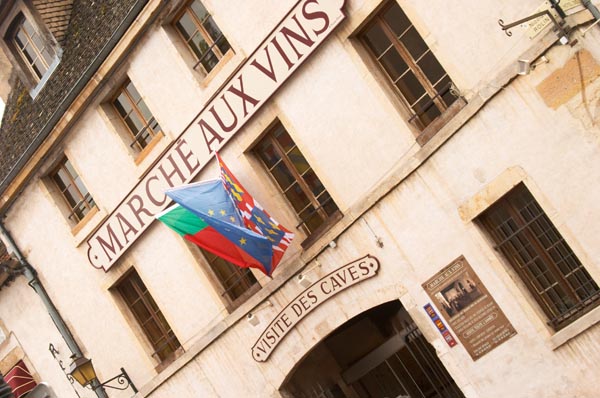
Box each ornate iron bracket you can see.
[498,9,569,40]
[96,368,138,394]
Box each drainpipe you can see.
[582,0,600,21]
[0,223,109,398]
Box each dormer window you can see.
[2,7,61,97]
[11,14,56,81]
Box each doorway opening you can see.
[281,300,464,398]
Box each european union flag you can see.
[164,180,274,276]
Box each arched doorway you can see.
[280,301,464,398]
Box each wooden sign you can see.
[252,255,379,362]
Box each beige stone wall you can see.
[1,0,600,397]
[0,48,11,103]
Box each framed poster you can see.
[423,256,517,360]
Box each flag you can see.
[216,153,294,275]
[165,180,244,226]
[159,180,274,275]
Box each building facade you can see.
[0,0,600,397]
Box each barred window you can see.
[479,184,600,330]
[174,0,231,73]
[50,157,95,224]
[360,2,457,132]
[116,270,181,362]
[113,80,162,152]
[255,123,339,238]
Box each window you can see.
[255,123,339,238]
[116,270,181,362]
[200,248,259,305]
[360,2,457,132]
[113,80,163,152]
[9,13,57,81]
[479,184,600,330]
[50,157,95,224]
[174,0,231,74]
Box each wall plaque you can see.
[252,255,379,362]
[422,256,517,361]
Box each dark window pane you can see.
[131,300,152,321]
[383,3,411,37]
[417,51,446,86]
[257,142,280,168]
[274,128,295,153]
[216,36,231,56]
[379,49,408,82]
[402,26,428,60]
[299,205,325,234]
[284,183,311,213]
[303,169,325,197]
[363,24,391,57]
[413,94,441,126]
[201,51,219,72]
[396,70,426,106]
[271,162,296,190]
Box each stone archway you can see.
[280,300,464,398]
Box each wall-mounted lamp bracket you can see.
[498,9,571,44]
[69,354,138,395]
[97,368,138,394]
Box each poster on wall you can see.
[422,256,517,361]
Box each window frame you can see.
[114,269,182,364]
[1,4,61,96]
[49,156,96,225]
[172,0,232,75]
[357,1,463,144]
[111,79,164,154]
[254,122,341,246]
[9,13,56,81]
[478,184,600,331]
